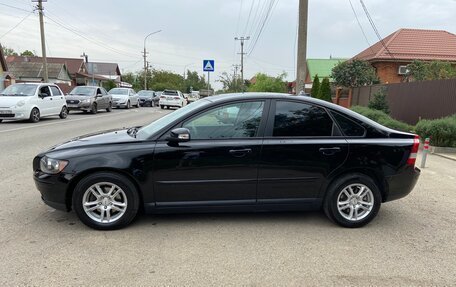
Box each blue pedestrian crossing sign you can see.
[203,60,215,72]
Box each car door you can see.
[152,100,269,207]
[49,86,65,114]
[37,85,54,116]
[257,100,348,206]
[95,88,105,109]
[101,88,111,108]
[130,89,138,105]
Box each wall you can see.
[372,61,409,84]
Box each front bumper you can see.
[113,101,128,108]
[0,108,29,120]
[384,166,420,202]
[34,170,73,211]
[67,102,91,111]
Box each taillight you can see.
[160,96,165,99]
[407,135,420,166]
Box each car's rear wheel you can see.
[160,105,164,109]
[72,172,140,230]
[59,106,68,119]
[106,103,112,112]
[29,108,40,123]
[90,103,97,114]
[324,173,381,228]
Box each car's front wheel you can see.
[72,172,140,230]
[324,173,381,228]
[90,103,97,114]
[59,106,68,119]
[106,103,112,112]
[29,108,40,123]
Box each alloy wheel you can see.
[336,184,374,221]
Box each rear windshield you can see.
[163,90,178,96]
[109,88,128,95]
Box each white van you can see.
[0,83,68,123]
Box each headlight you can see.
[40,156,68,174]
[82,99,91,103]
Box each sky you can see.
[1,0,456,89]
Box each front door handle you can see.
[319,147,341,156]
[229,148,252,157]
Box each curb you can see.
[432,153,456,162]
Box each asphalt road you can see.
[1,107,455,286]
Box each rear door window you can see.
[50,86,62,96]
[331,111,366,137]
[273,101,335,137]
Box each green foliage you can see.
[248,73,287,93]
[415,115,456,147]
[368,87,390,115]
[102,80,117,91]
[310,74,320,97]
[184,70,207,93]
[331,59,378,87]
[317,78,332,102]
[2,46,17,56]
[218,71,243,93]
[351,106,413,132]
[20,50,35,56]
[121,72,142,90]
[406,60,456,81]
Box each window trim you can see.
[158,99,271,141]
[264,99,343,139]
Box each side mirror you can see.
[166,128,191,143]
[96,94,103,98]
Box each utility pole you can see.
[80,52,93,85]
[232,64,240,92]
[37,0,48,82]
[235,36,250,91]
[296,0,308,94]
[143,30,162,90]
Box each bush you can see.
[351,106,413,132]
[368,87,390,115]
[415,115,456,147]
[311,75,320,97]
[317,78,332,102]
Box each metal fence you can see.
[351,79,456,125]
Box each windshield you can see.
[109,88,128,95]
[69,86,96,96]
[138,91,153,97]
[136,99,210,139]
[163,90,178,96]
[0,84,37,97]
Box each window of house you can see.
[273,101,334,137]
[183,101,264,139]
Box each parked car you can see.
[159,89,186,109]
[33,93,420,230]
[66,86,112,114]
[109,88,139,109]
[187,91,200,103]
[0,83,68,123]
[137,90,159,107]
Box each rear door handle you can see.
[229,148,252,157]
[319,147,341,155]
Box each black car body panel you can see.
[33,93,420,215]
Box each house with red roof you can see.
[353,28,456,83]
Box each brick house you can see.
[353,28,456,83]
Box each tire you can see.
[160,105,164,109]
[323,173,381,228]
[29,108,40,123]
[136,101,140,108]
[90,103,97,114]
[166,106,169,109]
[151,101,155,107]
[72,172,140,230]
[126,101,131,109]
[59,106,68,119]
[0,119,3,123]
[106,103,112,112]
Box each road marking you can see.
[0,110,133,134]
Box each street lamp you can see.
[143,30,162,90]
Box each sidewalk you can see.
[432,152,456,161]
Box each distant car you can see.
[33,93,420,230]
[66,86,112,114]
[187,91,200,103]
[159,90,185,109]
[137,90,159,107]
[109,88,139,109]
[0,83,68,123]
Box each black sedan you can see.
[33,93,420,230]
[137,90,159,107]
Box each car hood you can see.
[65,95,93,101]
[0,96,31,107]
[50,129,139,151]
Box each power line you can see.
[247,0,277,55]
[0,2,31,13]
[359,0,396,60]
[348,0,375,55]
[242,0,256,36]
[0,11,33,39]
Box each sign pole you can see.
[207,71,210,92]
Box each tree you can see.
[248,73,287,93]
[310,74,320,97]
[368,87,390,114]
[20,50,35,56]
[317,78,332,102]
[2,46,17,56]
[184,70,207,93]
[406,60,456,81]
[149,69,185,91]
[331,59,378,87]
[102,80,117,91]
[218,72,243,93]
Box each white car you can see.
[159,90,186,109]
[108,88,140,109]
[0,83,68,123]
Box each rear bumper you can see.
[384,166,420,202]
[159,100,182,107]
